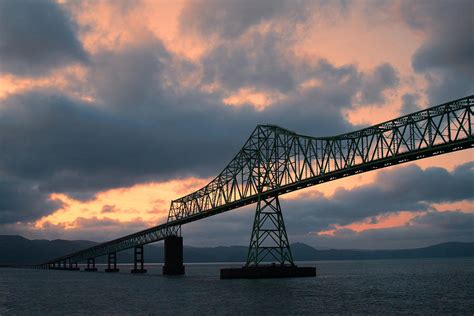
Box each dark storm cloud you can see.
[400,93,422,115]
[180,0,312,39]
[0,177,62,224]
[202,31,297,93]
[183,26,396,135]
[179,0,354,105]
[400,0,474,104]
[359,63,399,105]
[89,41,170,109]
[201,28,399,106]
[0,0,87,76]
[404,0,473,73]
[412,210,474,231]
[0,90,250,197]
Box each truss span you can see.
[46,95,474,264]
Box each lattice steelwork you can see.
[167,95,473,222]
[246,196,294,266]
[43,95,473,267]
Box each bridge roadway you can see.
[40,95,473,273]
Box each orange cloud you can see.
[34,177,209,230]
[318,211,423,236]
[432,200,473,213]
[0,65,91,101]
[222,88,284,110]
[68,0,206,61]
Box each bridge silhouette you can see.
[37,95,473,278]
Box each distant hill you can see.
[0,235,97,265]
[0,235,473,265]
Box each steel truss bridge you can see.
[39,95,473,272]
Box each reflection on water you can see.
[1,258,473,314]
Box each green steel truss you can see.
[43,95,474,266]
[246,196,294,266]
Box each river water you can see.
[1,258,473,314]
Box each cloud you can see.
[400,0,474,103]
[200,26,400,109]
[400,93,422,115]
[358,63,399,105]
[40,217,152,242]
[0,0,87,77]
[0,177,62,224]
[89,40,170,109]
[412,210,474,231]
[0,47,373,226]
[405,0,473,73]
[180,0,317,40]
[0,79,352,214]
[202,31,297,93]
[313,211,474,249]
[1,28,375,206]
[283,162,474,233]
[101,205,117,214]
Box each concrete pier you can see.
[220,265,316,279]
[67,261,80,271]
[131,245,147,273]
[163,236,185,275]
[105,252,119,272]
[84,258,97,272]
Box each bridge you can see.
[37,95,473,277]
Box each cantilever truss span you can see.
[45,95,473,265]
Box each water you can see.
[1,258,473,314]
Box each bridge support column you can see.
[105,252,119,272]
[67,260,79,271]
[85,258,97,272]
[163,236,185,275]
[131,245,147,273]
[220,195,316,279]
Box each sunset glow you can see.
[317,211,424,236]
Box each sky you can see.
[0,0,472,249]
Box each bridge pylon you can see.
[246,195,294,266]
[221,194,316,279]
